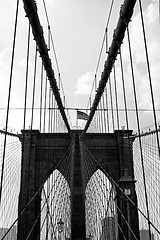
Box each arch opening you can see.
[85,169,118,239]
[40,169,71,240]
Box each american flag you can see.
[77,110,89,120]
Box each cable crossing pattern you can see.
[0,0,160,239]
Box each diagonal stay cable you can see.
[80,141,160,235]
[1,142,73,240]
[0,0,20,205]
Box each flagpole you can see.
[76,110,78,129]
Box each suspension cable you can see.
[81,0,137,137]
[22,0,71,135]
[138,0,160,157]
[80,141,160,232]
[127,25,152,240]
[0,0,20,204]
[86,0,115,110]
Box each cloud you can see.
[120,0,160,120]
[42,0,59,8]
[19,57,33,69]
[74,72,95,95]
[0,47,11,94]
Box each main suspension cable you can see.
[81,0,137,137]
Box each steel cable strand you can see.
[108,76,115,132]
[19,24,31,236]
[102,94,107,133]
[43,75,48,133]
[39,63,44,132]
[0,0,20,204]
[42,0,72,127]
[80,141,160,235]
[113,64,120,131]
[40,176,68,239]
[1,143,73,239]
[47,174,71,238]
[86,0,115,111]
[61,176,71,238]
[35,173,68,238]
[86,171,106,222]
[126,25,152,240]
[22,0,71,135]
[138,0,160,158]
[40,148,72,236]
[134,135,160,233]
[81,146,102,237]
[81,142,116,198]
[50,93,54,132]
[40,171,68,225]
[25,191,51,240]
[80,146,88,186]
[116,205,138,240]
[44,89,52,238]
[48,88,51,133]
[119,47,129,131]
[23,22,31,133]
[100,100,104,133]
[81,0,137,137]
[22,46,38,237]
[85,180,102,238]
[28,174,69,239]
[45,176,50,238]
[105,87,110,133]
[0,139,21,233]
[37,194,57,240]
[81,144,113,219]
[80,143,97,183]
[118,224,127,240]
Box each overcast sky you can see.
[0,0,159,132]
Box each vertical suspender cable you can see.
[21,24,31,232]
[0,0,19,204]
[48,88,51,133]
[23,23,31,131]
[22,21,31,173]
[138,0,160,157]
[81,0,137,137]
[109,76,115,131]
[113,65,120,131]
[127,26,152,240]
[43,76,48,133]
[102,94,107,133]
[105,88,110,133]
[25,44,38,236]
[22,0,71,135]
[100,101,104,133]
[119,48,129,131]
[51,93,53,132]
[39,63,43,132]
[30,47,38,130]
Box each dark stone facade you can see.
[17,130,140,240]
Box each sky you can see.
[0,0,159,132]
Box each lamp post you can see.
[119,169,136,240]
[125,188,131,240]
[57,218,64,240]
